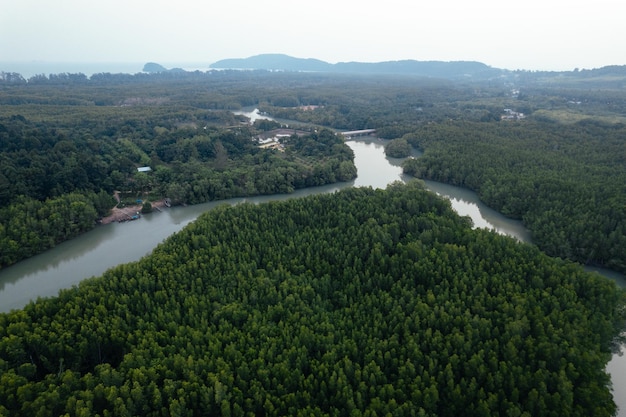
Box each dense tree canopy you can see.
[0,77,357,269]
[384,138,412,158]
[0,182,624,416]
[2,69,626,416]
[401,119,626,273]
[2,67,626,273]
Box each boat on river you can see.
[119,213,141,223]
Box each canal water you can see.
[0,135,624,415]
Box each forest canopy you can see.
[0,82,357,269]
[401,119,626,273]
[0,182,624,416]
[2,69,626,415]
[4,68,626,273]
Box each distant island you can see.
[142,62,186,73]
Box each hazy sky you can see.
[1,0,624,71]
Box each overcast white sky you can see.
[1,0,624,71]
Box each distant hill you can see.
[211,54,333,72]
[142,62,186,73]
[140,56,626,85]
[209,53,502,79]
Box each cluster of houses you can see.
[501,108,525,120]
[257,133,289,150]
[255,128,308,150]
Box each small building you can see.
[137,166,152,173]
[501,109,525,120]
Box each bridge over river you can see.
[340,129,376,139]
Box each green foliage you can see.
[253,118,281,131]
[0,182,624,416]
[0,76,358,268]
[403,119,626,273]
[3,68,626,277]
[1,64,626,417]
[141,202,153,214]
[384,138,411,158]
[0,193,98,266]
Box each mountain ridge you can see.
[209,53,500,79]
[139,55,626,85]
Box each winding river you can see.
[0,130,624,414]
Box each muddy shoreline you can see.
[99,199,168,225]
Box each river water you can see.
[0,133,624,414]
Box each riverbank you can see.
[1,139,624,416]
[99,199,168,224]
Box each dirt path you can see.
[99,199,168,225]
